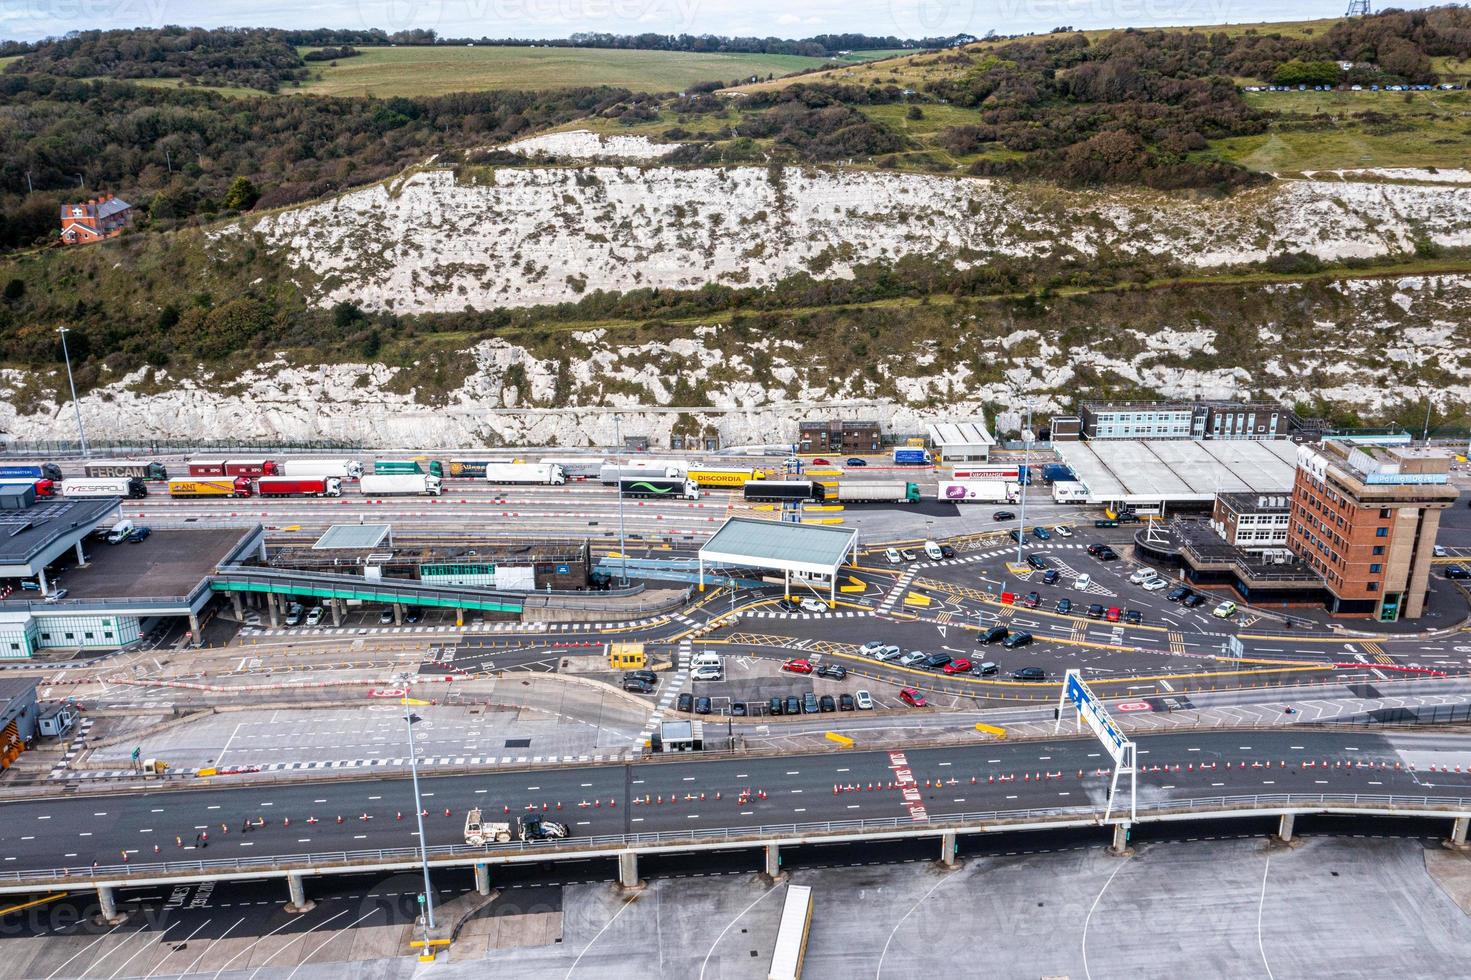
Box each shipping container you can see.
[687,467,768,488]
[257,476,342,497]
[275,458,364,479]
[939,480,1017,504]
[619,477,700,500]
[61,477,148,499]
[0,462,63,482]
[482,463,566,485]
[743,480,824,502]
[373,458,445,478]
[187,459,277,478]
[84,460,168,481]
[168,477,252,497]
[360,474,443,496]
[447,457,520,478]
[892,448,932,466]
[833,482,920,503]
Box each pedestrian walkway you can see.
[240,616,668,639]
[743,610,870,620]
[877,572,916,614]
[636,640,690,746]
[53,751,640,781]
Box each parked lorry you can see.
[744,480,824,502]
[831,482,920,504]
[688,466,768,488]
[619,476,700,500]
[892,448,932,466]
[168,477,253,497]
[31,478,55,498]
[373,458,444,478]
[540,457,605,479]
[61,477,148,499]
[939,480,1018,504]
[275,458,364,480]
[187,459,277,478]
[600,464,682,484]
[447,457,519,478]
[483,462,566,485]
[359,473,443,496]
[1041,463,1075,484]
[1051,481,1089,503]
[256,476,342,497]
[84,460,168,481]
[0,462,63,482]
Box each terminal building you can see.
[1076,401,1326,442]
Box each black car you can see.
[1086,543,1109,556]
[1026,553,1048,570]
[1002,632,1033,650]
[626,670,658,686]
[818,694,836,712]
[1087,603,1106,619]
[846,458,867,467]
[922,652,952,670]
[1022,591,1041,609]
[839,693,856,711]
[1009,530,1024,543]
[1056,597,1072,614]
[731,701,748,717]
[802,692,820,714]
[981,624,1010,645]
[1165,585,1190,602]
[1012,666,1045,681]
[769,696,785,716]
[993,510,1016,522]
[404,607,422,623]
[940,544,956,559]
[694,696,712,715]
[785,695,802,715]
[622,677,654,693]
[1097,548,1120,561]
[677,692,694,712]
[1042,569,1060,585]
[127,526,152,543]
[973,661,1000,676]
[1124,609,1143,625]
[816,664,848,680]
[777,598,802,613]
[1182,593,1207,608]
[1447,565,1470,580]
[1094,519,1119,528]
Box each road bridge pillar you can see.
[285,872,315,913]
[939,830,960,868]
[1277,813,1295,843]
[268,594,279,628]
[187,611,201,640]
[762,843,787,883]
[394,602,404,625]
[95,885,127,926]
[231,593,244,619]
[330,599,342,627]
[1110,822,1132,856]
[616,851,644,893]
[74,540,88,566]
[1449,816,1470,849]
[474,863,491,896]
[455,608,464,627]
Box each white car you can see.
[284,602,304,626]
[854,690,874,710]
[305,605,325,626]
[923,540,944,560]
[859,640,885,656]
[691,665,723,682]
[1129,568,1159,585]
[1213,601,1238,619]
[1052,525,1073,538]
[242,612,262,627]
[1141,577,1169,592]
[875,645,902,661]
[1434,545,1448,557]
[885,547,903,565]
[800,598,828,613]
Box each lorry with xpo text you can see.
[373,458,445,478]
[0,462,63,482]
[359,473,443,496]
[832,482,921,503]
[892,448,932,466]
[940,480,1018,504]
[743,480,825,502]
[187,459,278,478]
[168,477,253,497]
[61,477,148,499]
[275,458,364,480]
[482,462,566,485]
[84,460,169,481]
[619,476,700,500]
[256,476,343,497]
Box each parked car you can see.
[785,695,801,715]
[921,652,952,670]
[860,640,885,656]
[627,670,658,686]
[242,612,262,627]
[854,690,875,710]
[769,696,785,717]
[973,661,999,676]
[1446,565,1470,580]
[694,696,712,715]
[802,693,821,714]
[1032,526,1051,540]
[305,605,325,626]
[924,540,944,560]
[1124,609,1143,625]
[837,693,856,711]
[1053,525,1073,537]
[1008,530,1024,543]
[284,602,304,627]
[1002,631,1033,649]
[799,598,827,613]
[1011,666,1045,681]
[885,548,903,565]
[942,658,972,674]
[1026,553,1048,570]
[777,598,802,613]
[1086,543,1109,556]
[127,526,152,543]
[818,694,836,713]
[940,544,956,559]
[1094,519,1119,528]
[731,701,748,717]
[403,607,422,623]
[1055,597,1072,614]
[1432,544,1447,557]
[875,645,903,661]
[1042,569,1061,585]
[899,688,927,707]
[677,692,694,712]
[1141,577,1168,592]
[1213,601,1239,619]
[1182,593,1206,608]
[622,676,655,693]
[1105,606,1122,622]
[993,510,1016,522]
[816,663,848,680]
[1129,568,1159,585]
[1097,548,1120,561]
[898,651,928,666]
[980,625,1009,645]
[1165,586,1190,602]
[812,458,831,466]
[781,658,814,674]
[378,607,395,624]
[1087,603,1105,619]
[1022,591,1041,608]
[900,549,919,562]
[846,458,867,467]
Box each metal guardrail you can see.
[4,791,1468,886]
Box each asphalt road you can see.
[5,729,1469,876]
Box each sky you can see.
[0,0,1433,43]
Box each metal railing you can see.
[3,791,1467,887]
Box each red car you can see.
[781,658,814,675]
[811,458,831,466]
[899,688,927,707]
[1106,606,1122,622]
[942,658,972,674]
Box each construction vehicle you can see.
[519,814,569,841]
[463,808,514,845]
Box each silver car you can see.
[875,645,902,661]
[898,650,927,667]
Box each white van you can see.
[691,652,722,671]
[1074,573,1092,591]
[105,519,135,544]
[1129,567,1160,585]
[923,540,944,560]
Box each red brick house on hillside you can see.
[59,193,133,245]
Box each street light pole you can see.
[398,678,436,933]
[1014,401,1033,566]
[1423,393,1433,445]
[58,327,88,458]
[614,414,628,587]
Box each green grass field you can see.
[294,45,852,97]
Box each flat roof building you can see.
[698,517,858,603]
[1079,400,1325,443]
[798,419,881,455]
[927,420,995,463]
[1213,492,1292,553]
[1053,440,1299,507]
